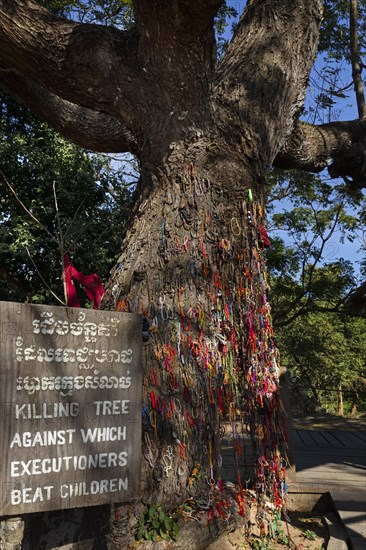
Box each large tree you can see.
[1,0,366,548]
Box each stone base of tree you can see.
[0,518,24,550]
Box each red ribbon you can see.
[64,255,104,309]
[259,225,271,248]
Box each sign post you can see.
[0,302,142,521]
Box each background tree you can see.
[267,168,364,326]
[264,0,366,413]
[0,92,132,304]
[1,0,366,548]
[277,310,366,414]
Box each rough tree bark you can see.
[0,1,364,548]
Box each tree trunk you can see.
[308,383,320,409]
[337,383,344,416]
[293,357,321,411]
[350,389,359,417]
[101,150,287,546]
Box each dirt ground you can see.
[291,413,366,431]
[206,512,327,550]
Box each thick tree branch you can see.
[0,0,226,163]
[0,65,138,153]
[131,0,224,151]
[350,0,366,120]
[0,0,141,143]
[275,119,366,186]
[134,0,224,21]
[213,0,323,178]
[134,0,223,37]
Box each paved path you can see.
[293,428,366,549]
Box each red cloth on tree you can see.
[64,255,105,309]
[258,226,271,248]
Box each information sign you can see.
[0,302,142,515]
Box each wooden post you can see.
[0,518,24,550]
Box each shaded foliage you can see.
[277,310,366,411]
[0,93,132,304]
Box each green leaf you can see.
[160,530,170,540]
[148,504,158,518]
[164,517,173,532]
